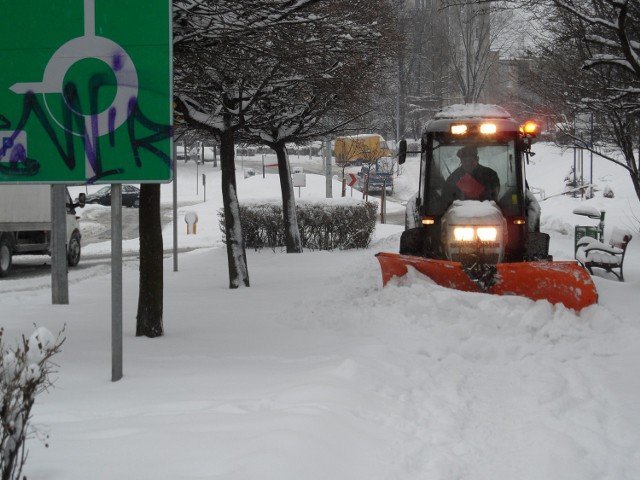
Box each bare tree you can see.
[520,0,640,201]
[174,0,325,287]
[402,2,452,138]
[175,0,399,267]
[452,0,640,200]
[394,1,521,139]
[551,0,640,201]
[446,3,521,104]
[244,0,399,252]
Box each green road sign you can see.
[0,0,172,184]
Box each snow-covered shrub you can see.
[235,204,286,250]
[289,145,322,157]
[219,201,377,251]
[564,166,575,187]
[297,202,378,250]
[603,185,614,198]
[1,327,64,480]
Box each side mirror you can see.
[77,192,86,207]
[398,139,407,165]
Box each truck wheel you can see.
[67,231,81,267]
[0,236,13,278]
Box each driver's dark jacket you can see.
[443,164,500,203]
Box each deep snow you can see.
[1,143,640,479]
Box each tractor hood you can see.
[441,200,508,264]
[443,200,505,225]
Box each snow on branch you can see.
[1,327,65,480]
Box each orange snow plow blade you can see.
[375,252,598,311]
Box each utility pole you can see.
[324,138,332,198]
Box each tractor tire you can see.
[400,227,426,256]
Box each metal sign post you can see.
[380,181,386,224]
[202,174,207,202]
[1,0,172,382]
[51,185,69,304]
[173,141,178,272]
[324,138,332,198]
[111,184,123,382]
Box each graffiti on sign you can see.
[0,0,172,184]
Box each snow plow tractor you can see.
[376,104,598,311]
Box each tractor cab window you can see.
[427,139,520,215]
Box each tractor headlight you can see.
[453,227,475,241]
[476,227,498,242]
[452,226,499,242]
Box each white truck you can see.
[0,185,83,277]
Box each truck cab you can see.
[335,134,393,166]
[0,185,83,277]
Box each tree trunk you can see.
[220,126,250,288]
[397,49,406,142]
[136,183,163,337]
[273,142,302,253]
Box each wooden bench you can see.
[575,227,633,281]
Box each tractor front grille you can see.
[450,252,500,265]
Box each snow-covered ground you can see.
[2,143,640,479]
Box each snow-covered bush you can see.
[1,327,64,480]
[219,201,378,251]
[603,185,615,198]
[564,166,575,187]
[297,202,378,250]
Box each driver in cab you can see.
[443,145,500,204]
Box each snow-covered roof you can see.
[573,205,602,219]
[435,104,513,120]
[337,134,385,140]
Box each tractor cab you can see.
[423,125,524,217]
[399,104,541,263]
